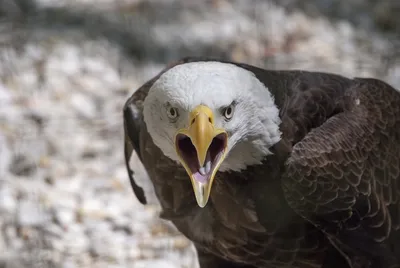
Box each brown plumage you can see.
[124,57,400,268]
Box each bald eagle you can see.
[124,57,400,268]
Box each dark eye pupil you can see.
[170,108,175,116]
[226,107,232,115]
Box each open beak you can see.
[175,105,228,208]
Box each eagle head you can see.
[143,61,281,207]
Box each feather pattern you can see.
[282,78,400,267]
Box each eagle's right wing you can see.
[123,90,148,204]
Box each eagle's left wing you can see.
[282,78,400,265]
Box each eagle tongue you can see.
[198,150,212,175]
[194,151,212,182]
[199,166,206,176]
[199,160,211,176]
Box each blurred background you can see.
[0,0,399,267]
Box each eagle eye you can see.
[166,105,179,120]
[222,104,235,121]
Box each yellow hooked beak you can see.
[175,105,228,207]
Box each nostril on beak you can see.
[208,117,212,123]
[191,118,196,125]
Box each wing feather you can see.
[282,78,400,262]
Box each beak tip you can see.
[196,199,208,208]
[192,180,211,208]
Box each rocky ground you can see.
[0,0,399,267]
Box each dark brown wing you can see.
[282,78,400,263]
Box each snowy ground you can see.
[0,0,399,267]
